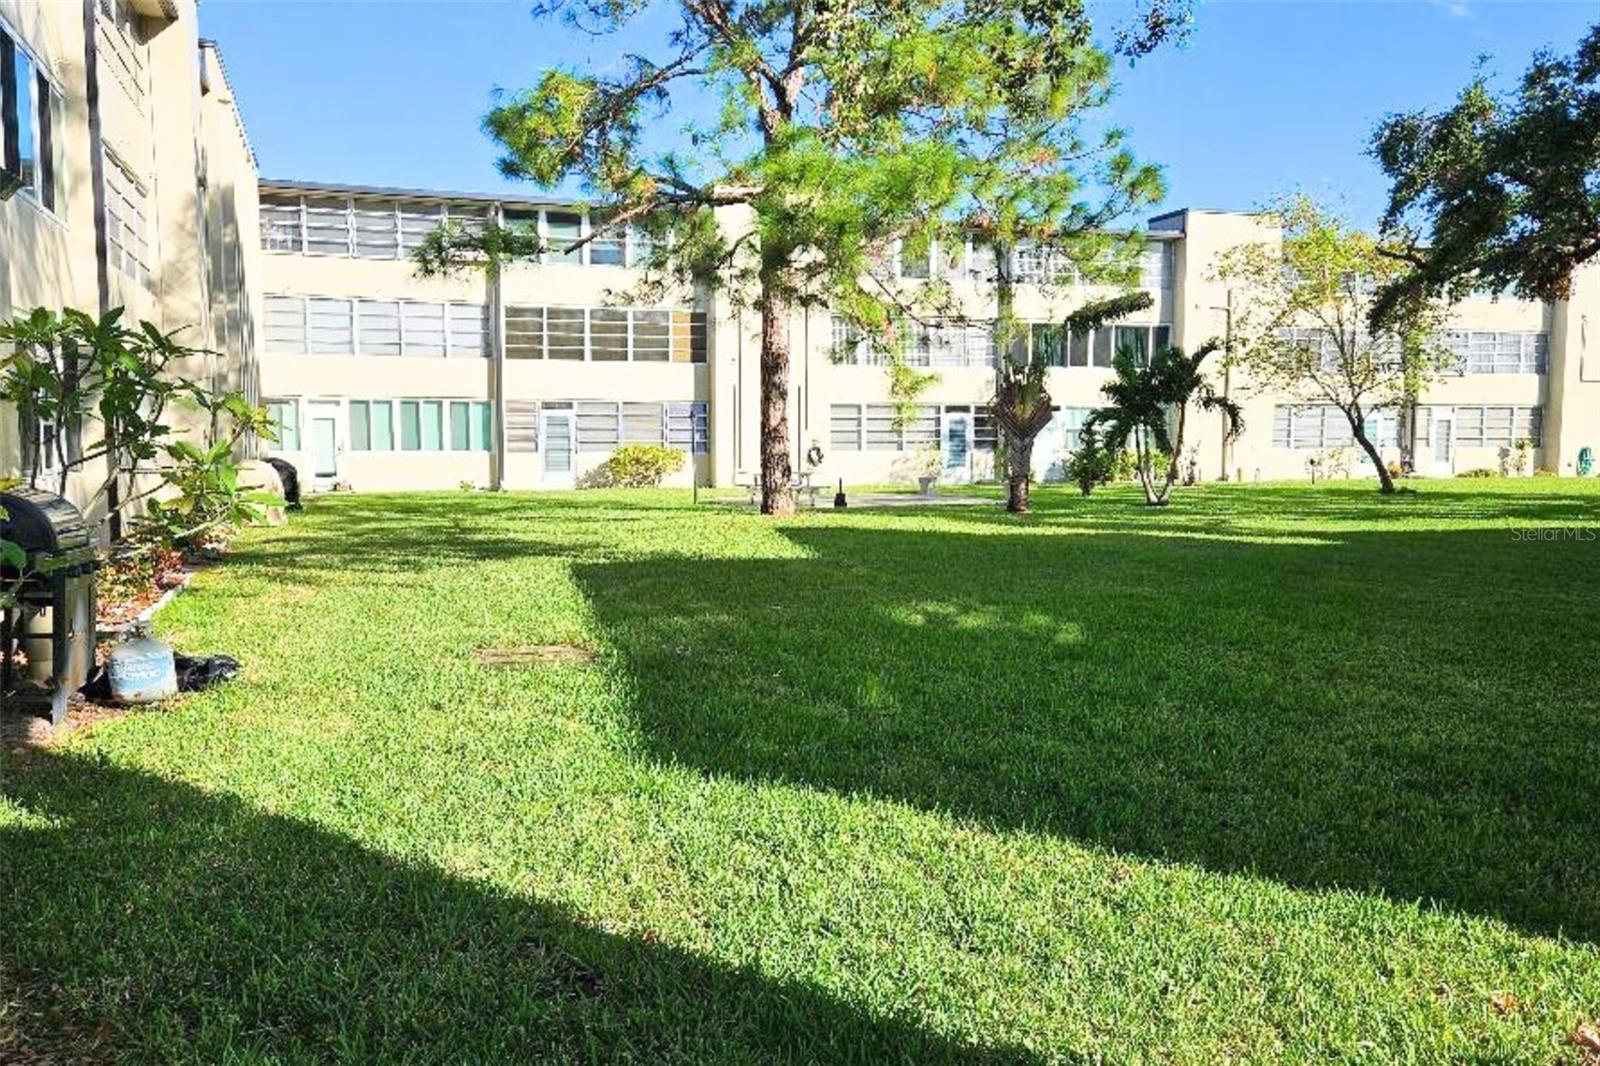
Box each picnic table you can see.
[736,470,820,507]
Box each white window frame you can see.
[264,397,303,451]
[1,18,68,221]
[103,149,151,285]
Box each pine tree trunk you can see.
[758,285,795,516]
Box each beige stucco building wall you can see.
[1,0,261,526]
[250,182,1600,494]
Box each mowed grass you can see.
[4,479,1600,1063]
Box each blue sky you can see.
[201,1,1597,227]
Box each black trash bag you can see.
[78,654,239,700]
[266,457,303,511]
[175,654,240,692]
[80,665,111,701]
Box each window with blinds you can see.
[1015,242,1074,286]
[866,405,901,451]
[1139,240,1175,291]
[973,407,998,450]
[262,296,489,357]
[576,401,621,451]
[539,400,706,453]
[831,316,995,368]
[666,402,709,453]
[545,211,583,265]
[1442,331,1549,374]
[260,194,666,266]
[590,309,629,361]
[1447,405,1543,446]
[502,306,706,362]
[262,199,302,252]
[104,155,150,286]
[358,301,402,356]
[505,307,545,360]
[97,0,146,111]
[1271,405,1401,449]
[902,406,939,447]
[829,405,991,453]
[352,200,399,258]
[398,202,444,254]
[830,405,863,451]
[506,400,541,453]
[303,199,351,255]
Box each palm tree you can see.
[1086,340,1241,506]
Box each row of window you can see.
[1031,323,1172,368]
[265,295,489,357]
[1271,406,1403,450]
[1272,404,1544,449]
[832,317,996,368]
[260,195,658,267]
[831,317,1172,369]
[830,404,994,452]
[262,195,491,259]
[882,237,1176,290]
[1442,331,1549,375]
[1,24,65,214]
[269,397,493,453]
[1421,405,1544,447]
[1278,327,1550,375]
[347,400,494,453]
[264,295,711,363]
[266,398,711,455]
[566,400,708,453]
[827,403,1106,453]
[506,306,707,362]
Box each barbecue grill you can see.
[1,488,99,724]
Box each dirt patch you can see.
[2,697,145,750]
[472,644,596,668]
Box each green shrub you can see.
[1065,429,1116,496]
[593,444,686,488]
[1457,468,1498,478]
[1110,450,1140,482]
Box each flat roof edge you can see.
[259,177,582,208]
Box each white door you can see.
[1035,411,1067,481]
[307,401,342,482]
[943,413,972,483]
[542,410,575,487]
[1432,416,1455,476]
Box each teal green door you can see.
[312,415,338,478]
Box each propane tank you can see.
[108,623,178,704]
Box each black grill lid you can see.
[0,487,91,554]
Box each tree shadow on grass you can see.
[573,522,1600,944]
[0,750,1041,1064]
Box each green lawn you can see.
[4,480,1600,1063]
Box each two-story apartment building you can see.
[252,181,1600,493]
[0,0,260,520]
[5,3,1594,500]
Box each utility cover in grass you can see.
[473,644,596,667]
